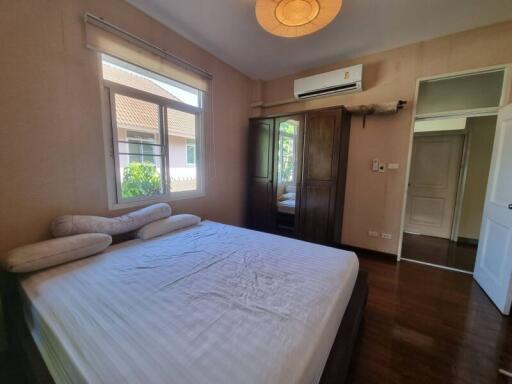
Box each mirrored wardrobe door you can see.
[273,114,304,236]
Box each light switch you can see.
[388,163,399,170]
[372,159,380,172]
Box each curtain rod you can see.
[84,13,213,80]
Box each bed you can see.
[277,185,297,215]
[277,198,296,215]
[4,221,367,384]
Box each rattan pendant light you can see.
[255,0,343,38]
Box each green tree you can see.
[122,162,162,199]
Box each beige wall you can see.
[458,116,497,240]
[254,21,512,255]
[0,0,252,255]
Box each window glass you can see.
[167,108,198,193]
[103,54,200,107]
[416,70,504,115]
[127,131,158,164]
[114,94,164,200]
[186,139,196,165]
[102,55,204,205]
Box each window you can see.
[127,131,158,165]
[186,139,196,165]
[102,55,204,207]
[416,69,505,116]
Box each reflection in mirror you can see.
[276,119,299,232]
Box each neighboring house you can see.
[103,64,197,192]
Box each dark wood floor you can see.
[401,233,477,272]
[1,253,511,384]
[0,351,27,384]
[348,253,512,384]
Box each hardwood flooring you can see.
[0,351,27,383]
[349,253,512,384]
[1,252,511,384]
[401,233,477,272]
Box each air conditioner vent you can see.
[297,82,359,99]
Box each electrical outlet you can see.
[381,233,392,240]
[379,164,386,173]
[368,230,379,238]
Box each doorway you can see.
[400,66,507,273]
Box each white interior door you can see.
[474,104,512,315]
[405,134,464,238]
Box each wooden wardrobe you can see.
[247,108,351,245]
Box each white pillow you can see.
[1,234,112,273]
[137,214,201,240]
[51,203,171,237]
[279,192,296,201]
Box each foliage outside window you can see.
[122,162,162,198]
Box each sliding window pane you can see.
[114,94,165,200]
[167,108,198,192]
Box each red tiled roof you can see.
[115,94,159,131]
[105,64,195,138]
[103,63,181,101]
[167,109,195,139]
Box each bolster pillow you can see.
[1,234,112,273]
[51,203,172,238]
[136,214,201,240]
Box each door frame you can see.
[398,64,512,261]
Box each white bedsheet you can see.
[277,199,296,215]
[20,221,359,384]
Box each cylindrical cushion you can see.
[1,234,112,273]
[51,203,172,237]
[136,214,201,240]
[345,101,402,115]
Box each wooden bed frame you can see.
[3,270,368,384]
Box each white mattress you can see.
[20,221,359,384]
[277,199,296,214]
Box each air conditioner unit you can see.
[294,64,363,100]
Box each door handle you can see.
[509,204,512,210]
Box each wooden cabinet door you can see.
[247,118,275,231]
[299,109,349,244]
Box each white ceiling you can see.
[125,0,512,80]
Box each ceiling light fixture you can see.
[255,0,343,38]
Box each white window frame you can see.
[101,76,205,210]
